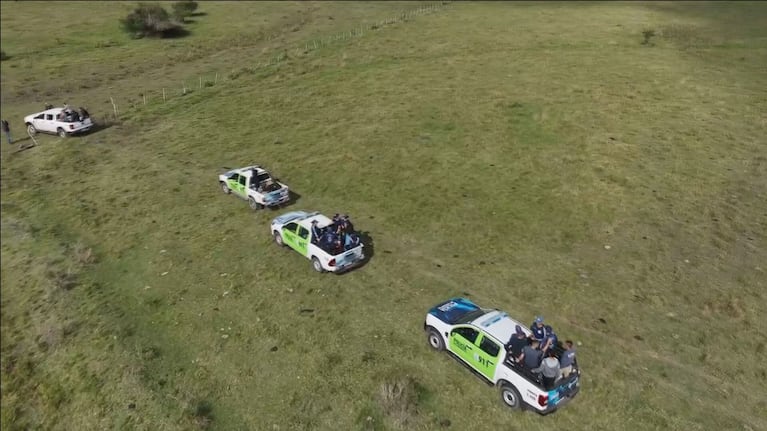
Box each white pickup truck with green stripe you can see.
[270,211,365,273]
[218,165,290,210]
[425,298,581,414]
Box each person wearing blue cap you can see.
[530,316,556,353]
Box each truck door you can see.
[281,222,299,250]
[294,226,310,256]
[227,174,241,196]
[449,327,480,368]
[236,174,247,196]
[475,334,502,381]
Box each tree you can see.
[120,3,183,39]
[172,1,198,22]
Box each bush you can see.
[172,0,198,22]
[121,3,183,39]
[377,376,421,428]
[0,50,7,61]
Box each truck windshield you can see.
[453,309,489,324]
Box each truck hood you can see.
[428,297,485,325]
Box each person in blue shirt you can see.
[559,340,577,378]
[530,316,556,353]
[344,232,361,250]
[321,230,337,252]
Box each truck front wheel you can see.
[57,128,67,138]
[426,328,445,351]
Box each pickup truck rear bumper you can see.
[331,255,365,274]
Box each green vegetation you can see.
[172,0,199,23]
[2,1,766,430]
[121,3,184,39]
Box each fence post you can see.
[199,76,202,89]
[110,96,118,119]
[183,82,186,95]
[215,73,218,84]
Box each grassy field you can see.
[2,1,766,430]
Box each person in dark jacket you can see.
[310,220,323,244]
[506,325,529,363]
[1,119,11,145]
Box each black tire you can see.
[273,231,284,246]
[426,328,445,351]
[311,257,324,273]
[499,383,522,410]
[221,182,230,194]
[248,197,262,211]
[27,124,37,135]
[57,128,67,138]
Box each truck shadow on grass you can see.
[267,190,302,210]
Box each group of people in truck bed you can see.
[310,214,361,255]
[505,316,577,389]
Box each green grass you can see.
[2,1,766,430]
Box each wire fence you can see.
[102,2,452,121]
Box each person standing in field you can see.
[1,119,11,145]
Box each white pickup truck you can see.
[24,107,93,138]
[218,165,290,210]
[270,211,365,273]
[424,298,581,414]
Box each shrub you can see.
[641,29,656,46]
[0,50,7,61]
[377,376,420,428]
[121,3,183,39]
[172,1,198,22]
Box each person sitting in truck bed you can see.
[311,220,323,244]
[532,349,561,390]
[522,339,543,369]
[344,231,361,251]
[506,325,529,364]
[530,316,556,353]
[320,230,338,252]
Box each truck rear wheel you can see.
[499,383,522,410]
[57,128,67,138]
[248,197,263,211]
[311,257,324,273]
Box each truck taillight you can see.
[328,259,336,267]
[69,124,74,130]
[538,394,548,407]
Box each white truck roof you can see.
[471,310,532,344]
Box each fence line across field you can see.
[101,2,451,120]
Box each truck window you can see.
[238,175,246,186]
[35,114,45,119]
[479,336,500,357]
[284,222,298,233]
[298,226,309,240]
[230,173,240,182]
[453,327,479,344]
[46,114,53,120]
